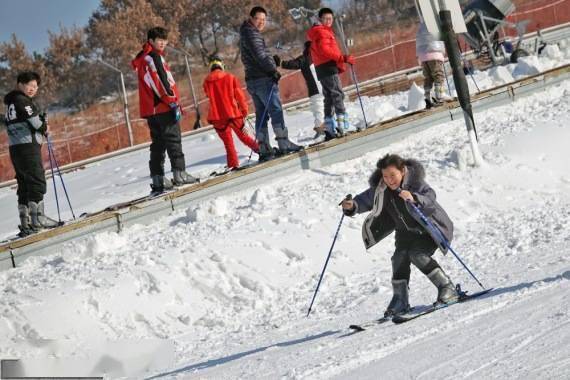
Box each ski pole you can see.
[336,17,368,130]
[397,189,485,289]
[307,194,352,317]
[245,117,256,163]
[47,138,62,223]
[47,136,76,219]
[249,84,276,163]
[457,43,481,93]
[348,65,368,131]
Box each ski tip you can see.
[348,325,365,332]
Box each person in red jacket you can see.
[203,56,259,169]
[306,8,355,140]
[132,27,198,194]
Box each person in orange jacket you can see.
[203,56,259,169]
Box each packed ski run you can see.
[1,43,570,241]
[0,60,569,378]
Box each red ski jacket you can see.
[203,70,248,124]
[131,42,180,118]
[306,24,346,74]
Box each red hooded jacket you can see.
[203,69,248,124]
[131,42,180,118]
[306,24,346,74]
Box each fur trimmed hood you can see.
[368,158,426,189]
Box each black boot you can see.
[18,204,33,237]
[257,140,275,162]
[427,268,459,305]
[28,201,59,231]
[172,170,199,186]
[384,279,411,317]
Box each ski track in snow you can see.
[1,46,570,378]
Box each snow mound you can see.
[489,65,515,85]
[186,198,229,222]
[407,82,425,111]
[512,56,544,77]
[541,44,563,60]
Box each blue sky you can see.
[0,0,101,54]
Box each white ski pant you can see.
[309,94,324,129]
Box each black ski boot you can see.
[172,170,199,186]
[427,268,459,305]
[28,201,59,231]
[150,175,174,195]
[257,140,275,162]
[275,127,303,155]
[384,279,411,317]
[18,204,33,237]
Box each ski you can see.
[392,288,493,325]
[208,162,256,178]
[348,305,432,331]
[349,316,392,331]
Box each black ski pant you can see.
[391,246,440,282]
[320,74,346,118]
[9,143,46,205]
[146,112,186,176]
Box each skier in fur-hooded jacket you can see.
[347,159,453,251]
[343,154,458,317]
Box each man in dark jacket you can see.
[4,71,58,236]
[274,41,325,138]
[240,6,302,161]
[132,27,198,194]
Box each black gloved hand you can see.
[38,112,48,136]
[273,55,282,67]
[271,71,281,83]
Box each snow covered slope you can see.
[0,71,569,377]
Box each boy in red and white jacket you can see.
[132,27,198,193]
[306,8,355,140]
[203,56,259,169]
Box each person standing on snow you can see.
[202,56,259,170]
[132,27,198,194]
[4,71,58,236]
[341,154,459,317]
[273,41,325,139]
[239,6,302,162]
[416,22,447,109]
[306,7,355,140]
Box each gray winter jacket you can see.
[416,22,445,57]
[3,90,45,146]
[347,160,454,253]
[239,20,278,81]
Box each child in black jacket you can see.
[274,41,326,139]
[4,72,58,236]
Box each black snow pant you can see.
[391,245,440,282]
[320,74,346,118]
[9,143,46,205]
[146,112,186,176]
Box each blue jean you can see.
[246,77,288,152]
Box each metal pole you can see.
[437,1,484,166]
[97,59,134,147]
[119,72,134,146]
[184,54,202,129]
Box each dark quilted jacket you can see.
[239,20,277,81]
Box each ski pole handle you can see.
[338,194,352,206]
